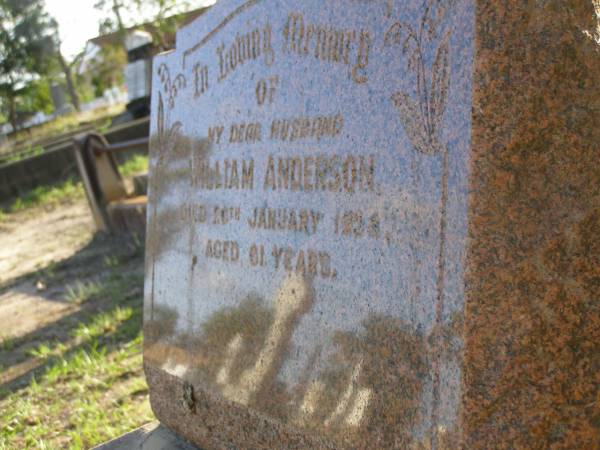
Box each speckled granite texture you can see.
[143,1,600,449]
[464,1,600,449]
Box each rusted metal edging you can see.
[92,137,149,155]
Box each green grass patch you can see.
[0,250,152,450]
[119,155,148,177]
[3,145,44,165]
[1,104,126,158]
[71,307,134,343]
[1,341,151,449]
[64,281,102,304]
[6,179,83,216]
[0,336,15,352]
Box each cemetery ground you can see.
[0,156,152,449]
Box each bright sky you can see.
[44,0,216,59]
[44,0,100,58]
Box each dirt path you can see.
[0,198,146,390]
[0,201,94,342]
[0,201,93,286]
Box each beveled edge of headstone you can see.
[91,421,201,450]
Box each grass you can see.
[2,145,44,165]
[0,245,153,450]
[0,152,147,223]
[10,179,83,213]
[0,104,126,158]
[0,337,15,352]
[0,179,84,222]
[118,154,148,177]
[64,281,102,304]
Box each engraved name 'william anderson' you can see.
[194,154,376,194]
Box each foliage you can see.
[119,154,148,177]
[94,0,193,49]
[95,0,128,36]
[17,78,54,116]
[87,0,199,98]
[138,0,194,50]
[0,0,58,129]
[87,44,127,95]
[2,77,55,125]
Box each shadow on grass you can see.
[0,231,146,399]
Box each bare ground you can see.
[0,199,145,388]
[0,202,93,342]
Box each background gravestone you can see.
[143,1,600,449]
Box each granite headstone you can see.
[143,1,600,448]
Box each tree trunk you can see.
[8,95,18,132]
[58,50,80,112]
[113,0,127,45]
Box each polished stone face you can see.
[144,1,474,448]
[144,0,600,449]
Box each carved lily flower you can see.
[386,0,451,157]
[391,31,450,156]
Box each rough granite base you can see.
[145,364,337,450]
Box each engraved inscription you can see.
[208,125,225,144]
[270,113,344,142]
[148,0,470,447]
[205,239,241,263]
[207,113,344,147]
[213,206,242,225]
[272,246,337,279]
[248,207,324,236]
[180,203,242,225]
[256,76,280,106]
[334,210,381,239]
[229,122,262,144]
[194,63,209,98]
[283,12,371,84]
[263,154,375,193]
[217,22,275,83]
[195,159,255,190]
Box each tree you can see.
[87,44,127,96]
[95,0,128,44]
[53,33,81,112]
[132,0,193,50]
[15,77,54,119]
[0,0,57,130]
[95,0,193,49]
